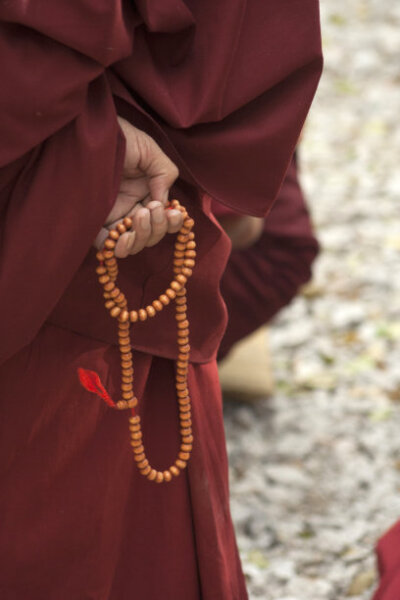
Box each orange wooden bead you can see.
[184,218,194,229]
[96,251,105,262]
[179,452,190,461]
[178,329,189,338]
[185,250,196,259]
[103,250,114,259]
[122,375,133,384]
[138,309,147,321]
[129,415,140,424]
[152,299,163,311]
[178,319,189,329]
[155,472,164,483]
[176,274,187,285]
[166,288,176,300]
[114,292,125,304]
[122,390,134,400]
[130,311,138,322]
[134,453,146,462]
[181,444,192,452]
[117,223,127,234]
[109,287,120,299]
[183,435,194,444]
[175,242,186,251]
[121,383,133,392]
[131,431,142,441]
[184,258,195,268]
[175,459,187,470]
[180,419,192,428]
[110,306,121,318]
[137,459,149,470]
[105,300,115,310]
[178,337,189,346]
[104,281,115,292]
[109,230,120,241]
[175,296,186,305]
[147,469,157,481]
[181,427,192,436]
[170,466,180,477]
[187,240,196,249]
[146,305,156,318]
[119,310,129,323]
[130,439,142,448]
[163,470,172,482]
[180,404,191,414]
[181,268,192,278]
[170,281,181,292]
[176,312,186,321]
[121,360,132,369]
[123,217,133,229]
[174,250,184,258]
[123,367,134,377]
[96,265,107,275]
[159,294,170,306]
[115,400,127,410]
[140,465,151,476]
[104,239,116,249]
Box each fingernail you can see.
[152,207,164,224]
[140,212,151,229]
[169,210,181,226]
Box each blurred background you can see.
[224,1,400,598]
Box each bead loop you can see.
[96,200,195,483]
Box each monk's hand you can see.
[218,215,264,250]
[95,117,182,257]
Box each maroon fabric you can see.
[372,521,400,600]
[215,157,319,359]
[0,2,322,598]
[0,325,246,599]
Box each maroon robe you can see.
[215,157,319,360]
[372,522,400,599]
[0,2,322,598]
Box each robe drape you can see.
[215,157,319,360]
[0,2,322,598]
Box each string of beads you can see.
[95,200,195,483]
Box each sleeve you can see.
[0,1,135,364]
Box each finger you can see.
[137,133,179,205]
[94,227,110,250]
[145,201,168,247]
[166,209,184,234]
[127,207,151,255]
[114,231,137,258]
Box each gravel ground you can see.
[224,2,400,598]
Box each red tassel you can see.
[78,368,115,407]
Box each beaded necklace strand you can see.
[78,200,195,483]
